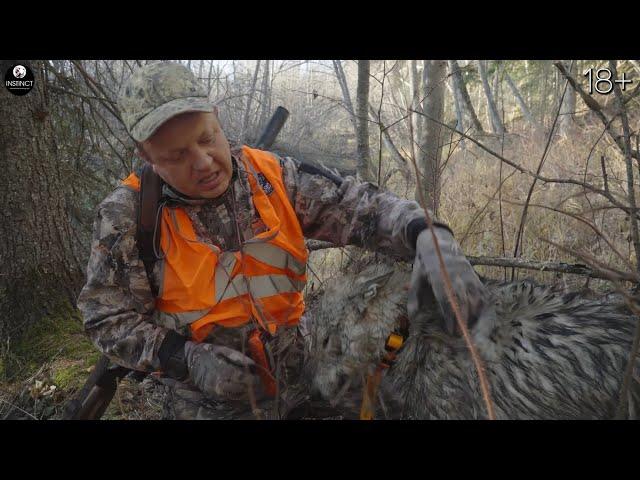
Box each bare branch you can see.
[498,197,635,271]
[512,60,574,274]
[610,60,640,273]
[468,255,635,282]
[408,153,496,420]
[408,108,638,217]
[553,61,640,160]
[616,295,640,419]
[537,237,640,284]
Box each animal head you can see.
[303,264,411,403]
[303,261,497,408]
[304,261,640,419]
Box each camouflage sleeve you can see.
[76,185,170,372]
[278,155,440,259]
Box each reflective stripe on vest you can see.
[217,274,307,303]
[242,242,306,276]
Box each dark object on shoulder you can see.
[256,106,289,151]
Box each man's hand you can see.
[184,342,264,402]
[408,227,488,336]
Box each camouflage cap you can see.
[118,62,214,142]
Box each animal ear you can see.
[362,269,394,293]
[351,272,391,317]
[349,268,394,303]
[362,282,378,302]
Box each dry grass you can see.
[310,117,640,295]
[437,121,635,291]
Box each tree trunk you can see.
[504,71,540,131]
[368,103,408,177]
[0,60,83,343]
[207,60,214,97]
[410,60,423,149]
[447,61,465,133]
[258,60,272,132]
[478,60,505,135]
[416,60,447,213]
[332,60,357,131]
[450,60,484,133]
[356,60,373,182]
[241,60,261,143]
[539,60,551,128]
[558,60,577,137]
[492,62,501,117]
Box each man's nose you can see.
[190,147,213,171]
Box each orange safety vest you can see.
[122,146,308,342]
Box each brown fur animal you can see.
[303,263,640,419]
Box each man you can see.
[77,62,487,419]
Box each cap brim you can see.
[131,97,215,142]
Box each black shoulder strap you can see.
[136,163,163,297]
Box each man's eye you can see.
[200,136,215,144]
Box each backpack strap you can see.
[135,163,164,297]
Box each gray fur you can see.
[304,264,640,419]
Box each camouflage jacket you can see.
[76,147,437,373]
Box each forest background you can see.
[1,59,638,419]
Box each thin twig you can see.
[70,61,122,122]
[582,123,610,187]
[408,108,637,218]
[115,380,125,419]
[459,168,519,247]
[468,256,635,282]
[308,237,624,281]
[610,59,640,418]
[305,261,325,289]
[512,60,574,279]
[615,297,640,419]
[537,237,640,284]
[0,397,38,420]
[610,59,640,274]
[553,61,640,160]
[496,197,635,272]
[600,155,610,194]
[408,155,496,420]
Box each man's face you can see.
[139,110,233,199]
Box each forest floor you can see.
[0,303,163,420]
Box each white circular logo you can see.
[13,65,27,79]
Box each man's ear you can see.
[136,142,162,177]
[136,142,152,164]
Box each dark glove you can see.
[184,341,264,402]
[408,227,488,335]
